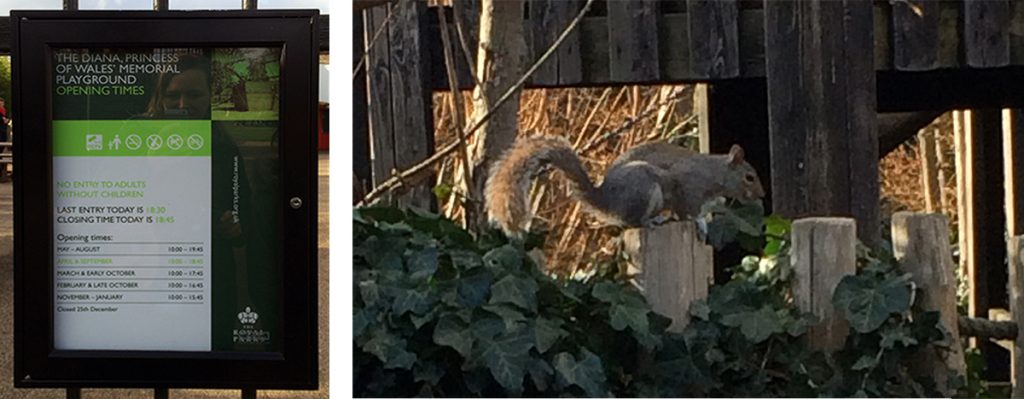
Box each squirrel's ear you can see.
[728,144,746,165]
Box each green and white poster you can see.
[51,47,282,352]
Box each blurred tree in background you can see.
[0,56,11,112]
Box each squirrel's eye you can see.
[745,174,755,183]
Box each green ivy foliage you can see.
[353,205,960,397]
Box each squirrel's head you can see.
[726,144,766,202]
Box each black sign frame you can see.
[12,10,319,389]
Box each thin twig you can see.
[358,0,598,206]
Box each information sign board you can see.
[13,11,318,389]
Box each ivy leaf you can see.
[457,267,494,308]
[359,281,384,308]
[409,307,438,329]
[483,304,528,327]
[358,206,406,224]
[764,214,792,237]
[477,325,534,393]
[592,281,621,303]
[414,361,446,385]
[553,349,608,398]
[852,354,879,371]
[483,245,523,270]
[609,302,650,333]
[392,288,432,316]
[879,326,918,349]
[363,329,417,370]
[433,315,473,357]
[833,274,912,333]
[720,306,784,343]
[353,309,372,337]
[407,247,439,281]
[449,249,483,270]
[527,357,554,391]
[470,317,506,342]
[535,316,568,354]
[689,300,711,321]
[489,275,539,313]
[432,183,453,203]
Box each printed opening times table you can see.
[53,155,212,351]
[55,240,207,305]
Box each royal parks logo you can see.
[233,306,271,345]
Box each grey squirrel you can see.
[485,135,766,237]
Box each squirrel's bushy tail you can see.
[486,135,598,237]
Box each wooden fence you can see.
[624,212,1017,396]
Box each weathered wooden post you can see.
[1009,236,1024,397]
[891,212,965,396]
[623,222,712,332]
[791,217,856,352]
[918,130,941,212]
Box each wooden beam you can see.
[686,0,739,79]
[386,0,435,209]
[354,11,372,198]
[528,0,560,86]
[919,130,941,212]
[891,0,941,71]
[964,0,1010,68]
[1005,109,1024,236]
[764,0,880,245]
[607,0,659,82]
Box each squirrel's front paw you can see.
[644,209,677,228]
[695,217,710,243]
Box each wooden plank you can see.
[892,0,941,71]
[452,0,481,72]
[686,0,739,79]
[1006,109,1024,236]
[874,2,893,71]
[354,12,372,198]
[579,16,610,83]
[529,0,560,85]
[1009,236,1024,397]
[764,0,879,244]
[792,217,856,352]
[919,130,941,212]
[938,1,961,68]
[764,0,808,216]
[1011,1,1024,66]
[555,0,582,85]
[365,7,397,200]
[623,222,713,332]
[387,0,436,209]
[658,13,691,81]
[607,0,659,82]
[737,8,764,77]
[843,0,881,245]
[891,213,966,397]
[964,0,1010,68]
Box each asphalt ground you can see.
[0,152,330,399]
